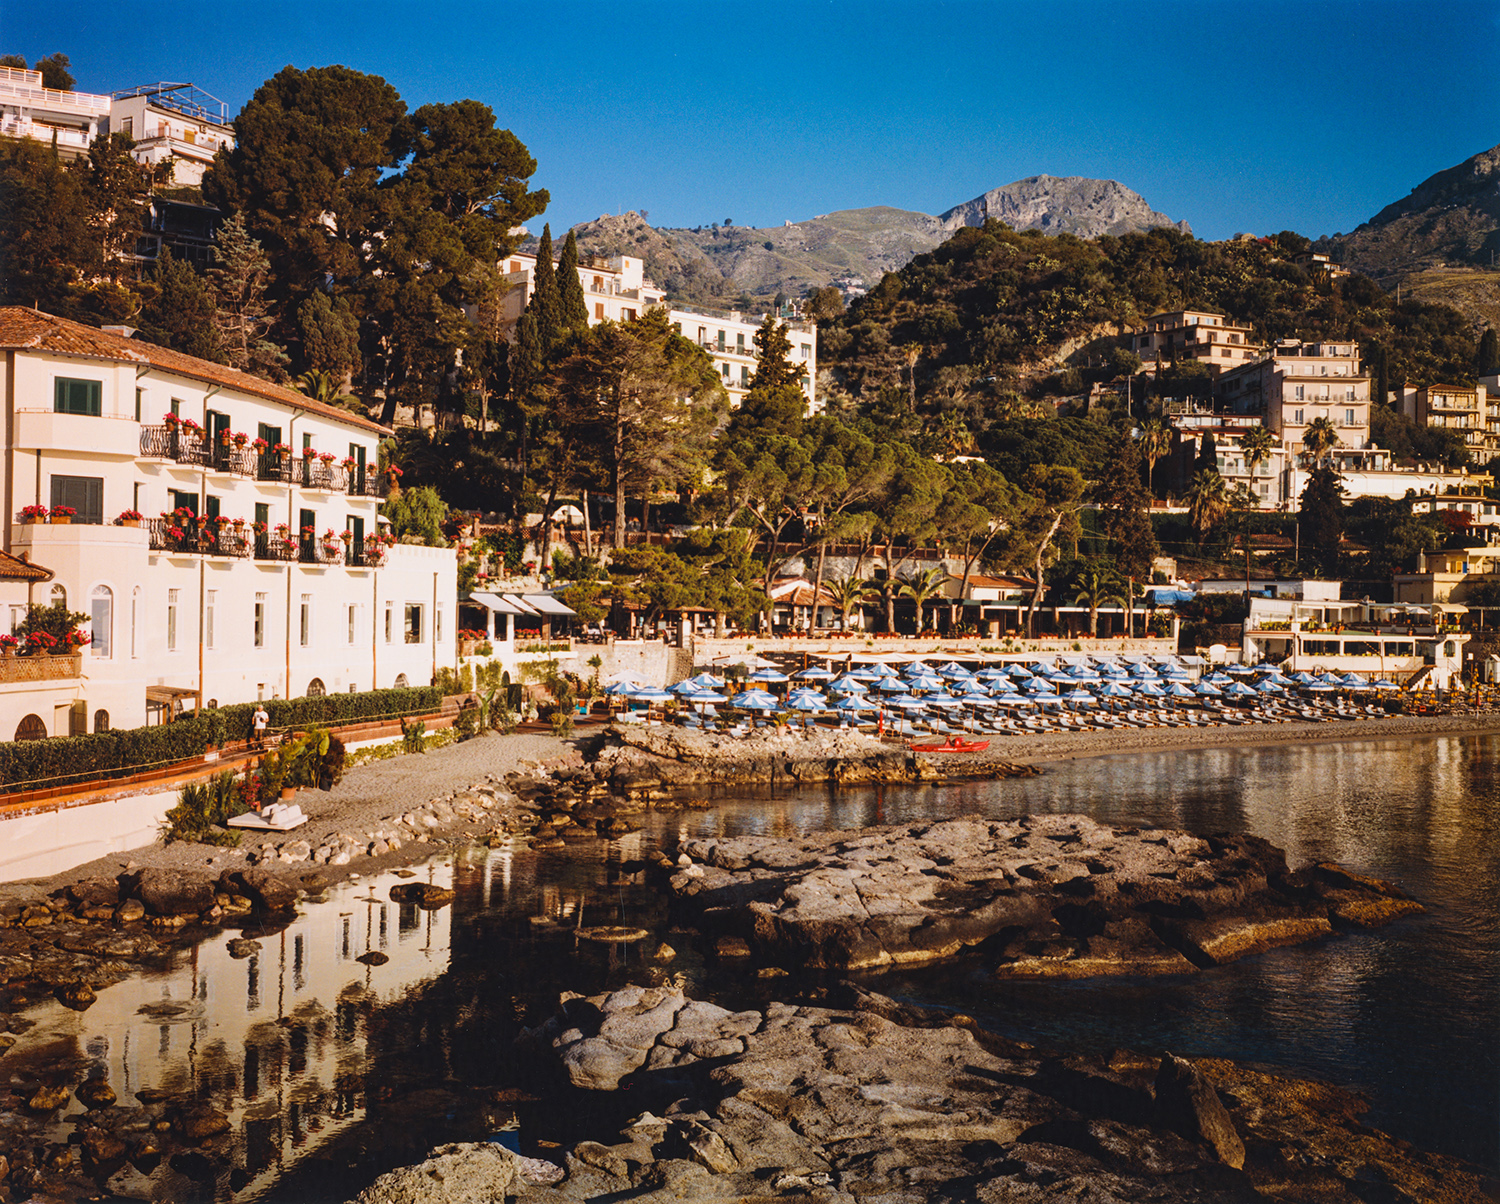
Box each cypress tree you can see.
[557,229,590,334]
[528,223,562,350]
[1478,327,1499,378]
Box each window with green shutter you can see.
[54,378,102,416]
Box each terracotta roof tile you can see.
[0,308,390,436]
[0,550,53,582]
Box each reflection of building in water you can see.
[24,864,454,1197]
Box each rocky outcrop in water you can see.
[486,984,1490,1203]
[594,723,1035,796]
[666,814,1421,976]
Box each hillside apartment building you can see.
[1141,309,1482,510]
[496,251,819,413]
[0,309,456,742]
[0,64,111,160]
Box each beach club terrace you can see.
[1241,595,1468,688]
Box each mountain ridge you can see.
[566,176,1191,306]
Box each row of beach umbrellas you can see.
[603,657,1399,718]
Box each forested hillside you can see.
[818,223,1481,449]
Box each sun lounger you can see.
[228,802,307,832]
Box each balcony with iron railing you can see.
[146,517,253,558]
[139,426,388,497]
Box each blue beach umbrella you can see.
[1224,682,1257,697]
[1194,680,1222,697]
[1132,680,1166,697]
[631,687,674,703]
[604,680,642,696]
[792,665,834,680]
[832,694,877,713]
[1164,681,1196,699]
[784,693,826,712]
[1097,681,1133,698]
[826,674,869,692]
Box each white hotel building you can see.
[497,251,819,412]
[0,309,456,740]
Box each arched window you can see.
[93,709,109,733]
[90,585,112,658]
[15,714,47,741]
[393,673,409,688]
[49,584,66,610]
[306,678,326,698]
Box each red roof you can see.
[0,550,53,582]
[0,308,389,436]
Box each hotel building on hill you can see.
[0,308,456,740]
[496,250,819,413]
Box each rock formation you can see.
[939,175,1192,238]
[666,814,1421,976]
[492,983,1490,1202]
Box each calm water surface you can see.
[9,734,1497,1200]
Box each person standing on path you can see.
[252,703,269,749]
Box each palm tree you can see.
[1241,424,1275,487]
[1072,568,1124,637]
[898,566,949,634]
[1301,416,1339,467]
[1141,419,1171,499]
[1184,468,1230,544]
[825,574,875,632]
[295,370,365,416]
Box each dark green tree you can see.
[210,213,288,378]
[0,139,94,311]
[556,229,590,334]
[1299,466,1346,575]
[723,314,808,440]
[297,290,361,377]
[548,309,725,548]
[203,66,406,304]
[528,223,563,350]
[1479,327,1499,377]
[136,250,223,362]
[34,53,75,91]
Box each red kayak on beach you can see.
[910,738,990,753]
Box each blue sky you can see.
[8,0,1497,241]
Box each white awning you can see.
[1432,603,1469,614]
[468,592,528,615]
[522,593,576,616]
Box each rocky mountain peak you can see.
[938,175,1191,238]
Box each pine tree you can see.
[210,213,288,378]
[557,229,590,334]
[136,250,223,362]
[527,223,563,350]
[724,314,808,440]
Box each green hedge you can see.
[0,686,442,793]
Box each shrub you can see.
[453,706,479,740]
[401,717,427,754]
[0,685,441,793]
[161,771,246,845]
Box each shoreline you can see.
[918,711,1500,774]
[2,712,1496,901]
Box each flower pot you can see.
[50,515,71,525]
[0,646,13,658]
[280,786,297,801]
[120,518,141,528]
